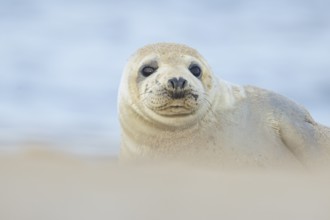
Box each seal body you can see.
[118,43,330,168]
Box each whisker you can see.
[201,97,217,118]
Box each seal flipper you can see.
[276,97,330,167]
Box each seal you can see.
[118,43,330,168]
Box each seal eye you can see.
[141,66,156,77]
[189,64,202,78]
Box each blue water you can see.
[0,0,329,155]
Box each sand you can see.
[0,148,329,220]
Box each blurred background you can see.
[0,0,329,156]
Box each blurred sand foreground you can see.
[0,148,329,220]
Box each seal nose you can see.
[168,77,187,90]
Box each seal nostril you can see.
[178,77,187,89]
[170,80,175,89]
[168,78,178,89]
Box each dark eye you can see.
[189,64,202,78]
[141,66,156,77]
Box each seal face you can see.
[118,43,330,168]
[120,43,216,128]
[139,57,203,117]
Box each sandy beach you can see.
[0,148,329,220]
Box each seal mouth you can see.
[156,105,193,116]
[164,105,187,109]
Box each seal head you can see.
[119,43,216,128]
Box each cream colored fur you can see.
[118,43,330,168]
